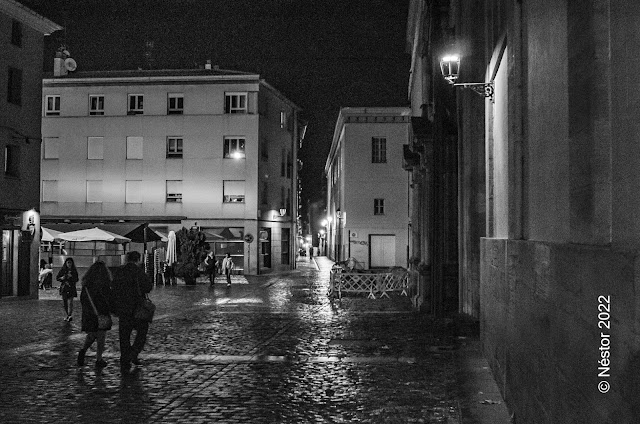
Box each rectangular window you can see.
[166,137,183,158]
[7,67,22,106]
[223,180,245,203]
[281,228,290,265]
[45,95,61,116]
[286,151,292,179]
[372,137,387,163]
[281,149,286,176]
[87,137,104,159]
[11,20,22,47]
[223,137,246,159]
[225,92,247,114]
[43,138,59,159]
[280,111,287,129]
[4,145,19,177]
[86,180,102,203]
[126,136,143,159]
[166,180,182,203]
[42,180,58,202]
[89,95,104,115]
[125,180,142,203]
[128,94,143,114]
[374,198,385,215]
[167,93,184,114]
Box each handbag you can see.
[134,281,156,322]
[85,286,112,330]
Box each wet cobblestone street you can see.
[0,258,505,423]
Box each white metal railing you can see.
[329,265,408,299]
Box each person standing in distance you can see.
[110,251,152,373]
[57,257,79,321]
[221,253,235,287]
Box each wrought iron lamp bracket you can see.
[453,82,494,102]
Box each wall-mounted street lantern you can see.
[440,55,494,101]
[279,208,287,216]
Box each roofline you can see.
[0,0,62,34]
[324,107,411,173]
[260,80,301,111]
[43,73,261,87]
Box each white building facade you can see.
[325,107,410,269]
[41,68,300,275]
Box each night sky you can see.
[22,0,411,222]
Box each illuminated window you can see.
[86,180,102,203]
[166,180,182,203]
[225,93,247,114]
[126,136,143,159]
[166,137,183,158]
[125,180,142,203]
[89,95,104,115]
[43,138,59,159]
[167,93,183,114]
[127,94,143,114]
[45,95,60,116]
[223,137,245,159]
[87,137,104,159]
[223,180,245,203]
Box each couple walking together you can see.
[77,251,152,373]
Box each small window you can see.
[89,95,104,115]
[126,136,143,159]
[86,180,103,203]
[374,198,385,215]
[225,92,247,114]
[43,138,59,159]
[11,20,22,47]
[281,149,286,176]
[42,180,58,202]
[223,180,245,203]
[87,137,104,159]
[4,145,19,177]
[167,93,184,114]
[128,94,144,114]
[223,137,246,159]
[7,67,22,106]
[166,137,183,158]
[280,111,287,129]
[166,180,182,203]
[372,137,387,163]
[45,95,61,116]
[125,180,142,203]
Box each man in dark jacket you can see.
[111,251,152,373]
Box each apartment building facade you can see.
[0,0,60,298]
[41,67,300,275]
[325,107,410,269]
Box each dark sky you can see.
[23,0,411,220]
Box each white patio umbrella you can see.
[41,227,63,242]
[58,227,131,244]
[165,230,177,265]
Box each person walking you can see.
[110,251,152,373]
[57,257,79,321]
[204,251,218,286]
[221,253,234,287]
[77,261,112,368]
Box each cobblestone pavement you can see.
[0,257,501,423]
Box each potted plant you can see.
[174,227,209,285]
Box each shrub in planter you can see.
[174,227,209,285]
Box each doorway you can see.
[369,235,396,268]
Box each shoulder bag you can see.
[134,279,156,323]
[85,286,112,330]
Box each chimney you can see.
[205,59,212,70]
